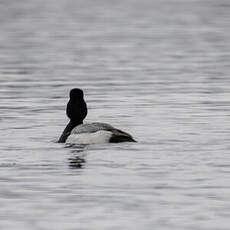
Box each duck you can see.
[58,88,136,144]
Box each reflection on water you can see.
[1,0,230,229]
[67,145,87,169]
[68,156,86,169]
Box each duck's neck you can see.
[58,120,82,143]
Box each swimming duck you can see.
[58,88,136,144]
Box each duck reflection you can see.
[66,144,87,169]
[68,155,86,168]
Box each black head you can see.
[66,88,87,123]
[69,88,84,100]
[58,88,87,143]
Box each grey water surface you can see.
[1,0,230,229]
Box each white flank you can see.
[66,130,112,145]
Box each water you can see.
[1,0,230,229]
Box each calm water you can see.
[1,0,230,229]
